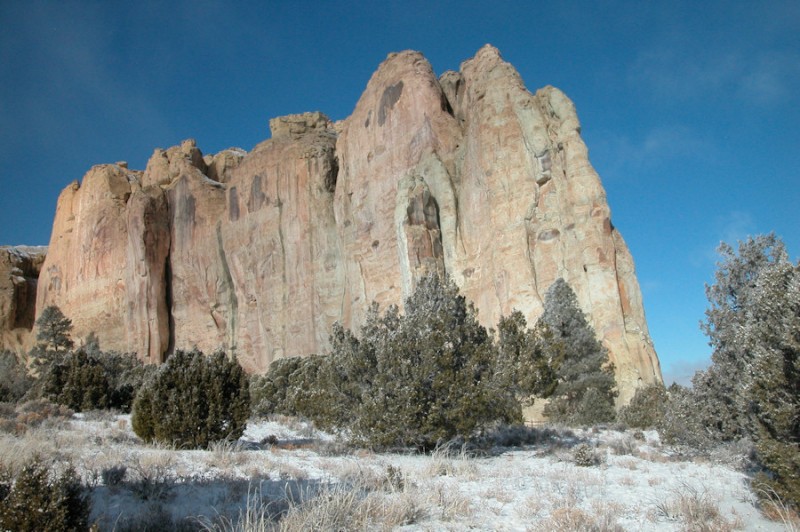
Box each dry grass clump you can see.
[534,506,624,532]
[571,443,605,467]
[424,442,478,479]
[128,448,177,501]
[329,460,404,493]
[207,439,252,470]
[275,482,424,531]
[0,400,73,435]
[654,481,742,531]
[757,485,800,531]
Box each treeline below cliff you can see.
[0,234,798,516]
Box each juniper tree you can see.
[540,278,617,425]
[322,274,520,450]
[496,310,557,405]
[363,275,521,449]
[685,235,796,443]
[132,349,250,449]
[740,244,799,507]
[668,234,799,507]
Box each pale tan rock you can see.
[164,166,229,357]
[143,139,208,188]
[36,165,138,352]
[269,112,331,139]
[206,148,247,183]
[125,187,171,363]
[28,45,662,403]
[448,45,661,401]
[220,120,342,371]
[333,50,463,327]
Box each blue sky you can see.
[1,1,798,384]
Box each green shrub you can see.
[495,312,557,405]
[44,349,110,412]
[618,384,668,429]
[250,355,328,419]
[100,351,156,412]
[131,349,250,449]
[42,349,152,413]
[0,457,90,531]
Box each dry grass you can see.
[533,506,624,532]
[424,442,478,479]
[0,413,783,531]
[654,481,741,531]
[425,479,474,522]
[757,485,800,531]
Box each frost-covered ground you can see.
[0,413,791,531]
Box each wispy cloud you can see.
[716,211,756,246]
[689,210,757,268]
[0,4,172,157]
[629,46,800,107]
[589,124,717,181]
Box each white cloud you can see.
[688,211,757,268]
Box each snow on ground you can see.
[3,413,790,531]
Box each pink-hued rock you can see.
[22,45,661,403]
[125,186,171,363]
[36,164,137,351]
[333,50,463,327]
[221,113,342,371]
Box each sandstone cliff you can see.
[23,45,661,402]
[0,246,46,353]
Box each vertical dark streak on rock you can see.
[216,222,238,354]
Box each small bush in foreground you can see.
[132,349,250,449]
[0,457,90,531]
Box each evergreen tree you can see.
[745,250,799,508]
[618,383,668,429]
[695,234,792,442]
[35,305,74,354]
[323,274,521,450]
[44,349,110,412]
[0,350,32,403]
[671,234,799,507]
[496,310,556,405]
[0,458,89,531]
[540,278,617,425]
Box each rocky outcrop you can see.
[21,45,661,403]
[0,246,46,352]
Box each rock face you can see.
[23,45,661,403]
[0,246,47,353]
